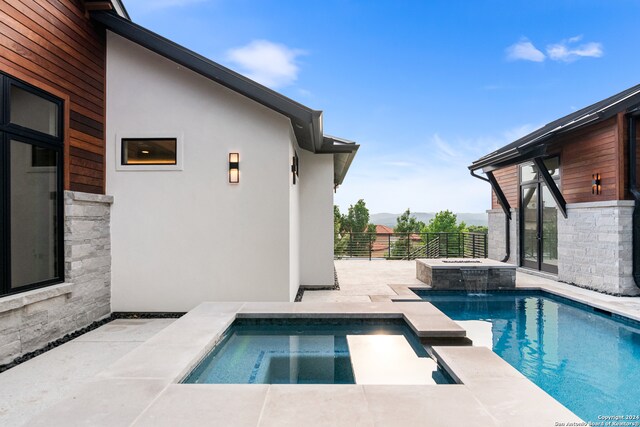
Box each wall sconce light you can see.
[291,152,299,185]
[229,153,239,183]
[591,173,601,195]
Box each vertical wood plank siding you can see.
[491,117,627,208]
[0,0,106,194]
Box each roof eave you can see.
[91,10,324,152]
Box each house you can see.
[470,84,640,296]
[0,0,358,364]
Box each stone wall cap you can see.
[65,191,114,204]
[566,200,635,209]
[0,282,75,314]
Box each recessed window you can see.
[121,138,177,165]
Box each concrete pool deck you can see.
[23,301,579,426]
[304,260,640,322]
[3,259,639,425]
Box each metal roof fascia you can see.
[91,11,323,151]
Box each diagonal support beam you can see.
[533,157,567,218]
[486,171,512,220]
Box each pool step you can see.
[347,335,438,385]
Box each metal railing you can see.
[334,232,487,260]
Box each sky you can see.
[123,0,640,214]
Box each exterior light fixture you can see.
[229,153,239,183]
[591,173,601,195]
[291,152,299,185]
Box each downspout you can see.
[470,170,510,263]
[628,115,640,288]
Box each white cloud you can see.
[505,40,546,62]
[546,37,603,62]
[226,40,305,89]
[506,36,603,63]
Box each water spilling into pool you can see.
[416,290,640,422]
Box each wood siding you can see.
[491,165,519,209]
[554,117,619,203]
[490,116,628,208]
[0,0,105,194]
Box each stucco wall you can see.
[299,150,335,287]
[288,131,301,300]
[106,32,296,311]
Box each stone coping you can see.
[26,301,582,426]
[402,281,640,324]
[0,282,74,314]
[416,258,516,269]
[65,190,114,204]
[566,200,635,209]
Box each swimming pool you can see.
[183,318,450,385]
[416,290,640,422]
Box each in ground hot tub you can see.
[416,258,516,291]
[182,318,452,385]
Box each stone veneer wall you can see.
[487,208,519,265]
[0,191,113,365]
[558,200,638,296]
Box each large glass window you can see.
[519,157,560,274]
[1,75,64,296]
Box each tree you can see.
[339,200,375,256]
[393,208,426,233]
[465,225,488,234]
[424,210,466,233]
[391,209,426,258]
[333,205,347,256]
[341,199,373,233]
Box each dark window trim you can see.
[120,137,178,166]
[518,156,560,274]
[0,73,64,297]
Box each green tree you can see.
[340,199,375,256]
[391,209,426,257]
[333,205,347,256]
[341,199,374,233]
[424,210,466,233]
[465,225,488,234]
[393,208,426,233]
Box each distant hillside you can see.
[371,212,488,228]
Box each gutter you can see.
[628,115,640,289]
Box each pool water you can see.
[183,318,432,385]
[416,290,640,422]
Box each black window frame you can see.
[120,137,178,166]
[0,73,65,297]
[518,156,560,274]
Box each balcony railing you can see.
[334,232,488,260]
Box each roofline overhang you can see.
[469,86,640,172]
[91,10,326,153]
[320,136,360,186]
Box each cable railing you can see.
[334,232,488,260]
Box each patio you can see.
[1,260,639,425]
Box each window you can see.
[0,74,64,296]
[121,138,177,165]
[116,135,183,171]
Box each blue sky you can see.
[124,0,640,214]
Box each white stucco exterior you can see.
[106,32,336,311]
[299,150,335,288]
